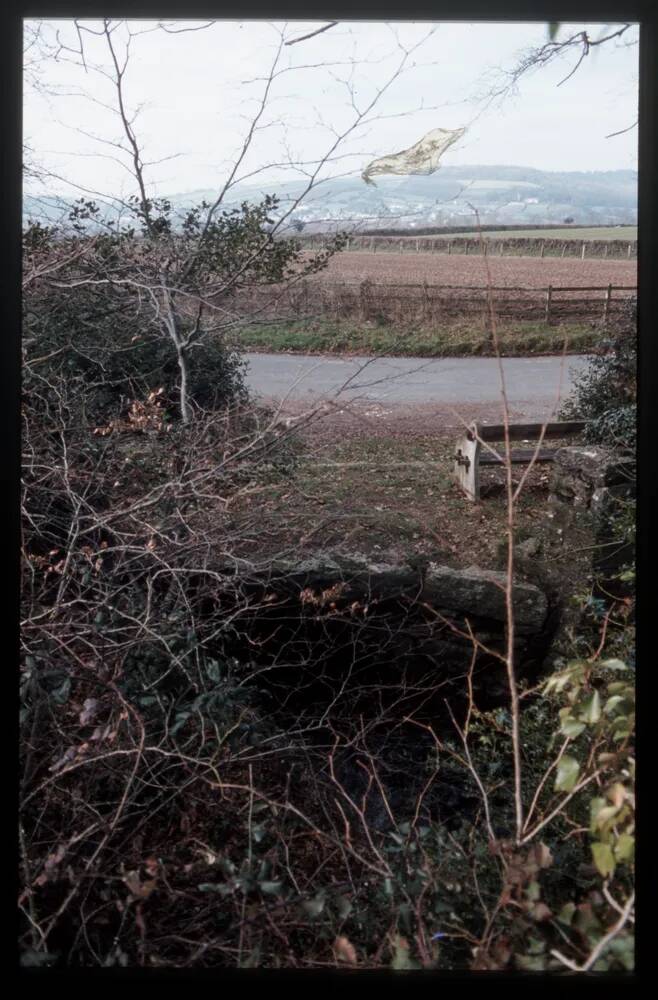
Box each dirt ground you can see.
[228,399,595,589]
[314,251,637,289]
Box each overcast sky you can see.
[23,19,639,199]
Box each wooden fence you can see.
[299,235,638,260]
[237,281,637,326]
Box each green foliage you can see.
[234,318,598,358]
[23,195,346,423]
[561,298,636,452]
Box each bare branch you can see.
[285,22,338,47]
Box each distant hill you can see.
[24,165,637,232]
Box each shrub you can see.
[561,298,636,453]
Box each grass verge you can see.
[231,319,599,357]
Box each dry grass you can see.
[225,407,593,582]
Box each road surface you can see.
[243,352,590,415]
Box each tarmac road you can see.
[243,352,590,415]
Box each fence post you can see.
[540,240,545,258]
[465,241,469,255]
[545,285,553,324]
[422,280,430,322]
[561,243,566,258]
[359,279,369,321]
[581,242,586,260]
[448,241,452,255]
[627,242,632,258]
[603,243,608,258]
[603,283,613,324]
[499,242,503,256]
[416,239,420,253]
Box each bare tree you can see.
[20,19,634,971]
[24,18,449,423]
[479,22,638,138]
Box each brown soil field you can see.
[314,251,637,289]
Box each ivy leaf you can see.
[206,659,222,683]
[591,842,616,878]
[526,881,541,901]
[559,709,586,739]
[259,880,283,896]
[589,797,608,833]
[604,694,626,715]
[578,690,601,725]
[301,892,325,918]
[555,755,580,792]
[614,833,635,863]
[52,677,71,705]
[600,659,628,672]
[198,882,233,896]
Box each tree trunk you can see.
[177,344,192,424]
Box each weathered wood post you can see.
[499,242,503,256]
[422,280,430,322]
[603,283,613,324]
[581,241,587,260]
[545,285,553,324]
[416,239,420,253]
[561,243,566,258]
[453,424,481,502]
[603,243,608,258]
[448,241,452,255]
[540,240,546,258]
[359,279,369,321]
[627,242,632,258]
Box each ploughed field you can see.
[313,251,637,288]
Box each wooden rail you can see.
[454,421,587,501]
[236,281,636,325]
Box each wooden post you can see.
[627,242,632,258]
[540,241,545,258]
[581,242,586,260]
[360,280,368,321]
[545,285,553,324]
[453,426,481,502]
[603,283,613,323]
[448,241,452,255]
[464,241,469,255]
[416,238,420,253]
[603,243,608,258]
[561,243,566,258]
[422,280,430,322]
[499,242,503,256]
[370,237,375,252]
